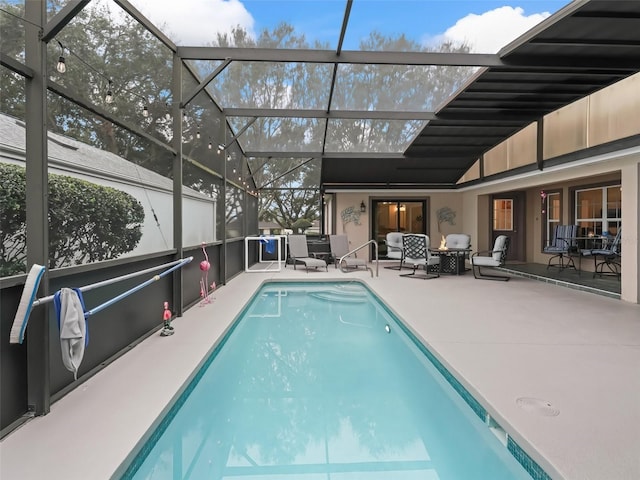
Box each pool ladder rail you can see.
[337,239,379,277]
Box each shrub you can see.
[0,163,144,275]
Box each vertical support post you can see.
[24,0,50,416]
[536,117,544,171]
[172,53,184,316]
[220,117,227,285]
[320,188,325,235]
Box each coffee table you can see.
[428,248,471,275]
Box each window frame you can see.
[571,182,621,238]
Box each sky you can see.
[129,0,573,53]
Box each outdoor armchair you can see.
[471,235,510,281]
[400,234,440,279]
[580,227,622,278]
[384,232,405,270]
[543,225,578,270]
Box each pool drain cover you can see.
[516,397,560,416]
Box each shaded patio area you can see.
[500,263,621,299]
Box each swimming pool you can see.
[121,281,544,479]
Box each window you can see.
[575,185,621,237]
[493,199,513,231]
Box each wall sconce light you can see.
[360,201,366,213]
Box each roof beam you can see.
[501,56,639,71]
[114,0,177,52]
[529,38,640,47]
[484,69,626,77]
[42,0,90,42]
[413,133,506,139]
[224,108,436,120]
[395,165,473,170]
[435,110,547,121]
[177,47,503,67]
[461,90,580,98]
[175,47,639,71]
[1,53,34,78]
[573,10,640,19]
[474,77,608,87]
[180,58,231,108]
[322,182,458,189]
[258,157,315,189]
[245,151,406,159]
[336,0,352,55]
[425,121,524,127]
[403,149,484,157]
[181,62,224,114]
[224,117,257,149]
[449,99,566,107]
[411,141,499,148]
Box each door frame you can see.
[490,191,526,262]
[371,198,428,260]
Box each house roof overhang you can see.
[321,0,640,189]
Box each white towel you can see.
[57,287,86,380]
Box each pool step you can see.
[310,287,368,303]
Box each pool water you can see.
[123,281,535,479]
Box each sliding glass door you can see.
[373,200,426,259]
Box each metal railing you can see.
[338,239,379,277]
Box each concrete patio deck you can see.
[1,263,639,480]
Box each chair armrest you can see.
[472,249,498,257]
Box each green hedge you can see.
[0,163,144,276]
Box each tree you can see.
[0,163,144,275]
[291,218,312,233]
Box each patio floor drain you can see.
[516,397,560,416]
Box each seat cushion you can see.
[342,258,367,267]
[543,246,568,253]
[472,257,500,267]
[300,257,327,268]
[445,234,470,249]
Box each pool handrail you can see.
[338,239,378,277]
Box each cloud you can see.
[427,6,552,53]
[129,0,255,45]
